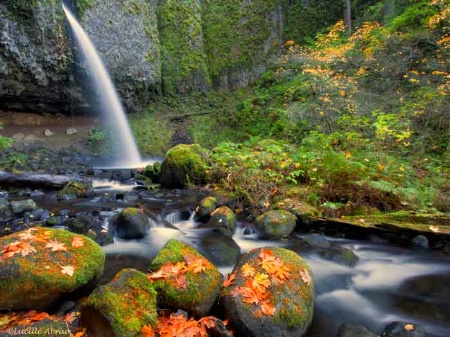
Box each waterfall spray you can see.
[62,3,142,168]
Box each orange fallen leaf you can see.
[299,269,312,285]
[141,324,155,337]
[241,263,255,278]
[1,241,37,258]
[260,300,276,316]
[71,236,85,248]
[404,324,415,331]
[187,257,207,274]
[223,273,236,288]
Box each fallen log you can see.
[0,170,84,189]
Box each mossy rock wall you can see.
[202,0,284,89]
[156,0,210,94]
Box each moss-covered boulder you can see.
[254,210,297,240]
[109,207,149,239]
[80,268,157,337]
[158,144,208,188]
[220,247,314,337]
[0,227,105,310]
[194,195,217,221]
[203,206,237,236]
[56,181,93,201]
[148,239,223,316]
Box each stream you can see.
[24,178,450,337]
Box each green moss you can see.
[149,239,222,316]
[0,227,105,309]
[202,0,278,84]
[82,268,157,336]
[121,207,141,216]
[156,0,210,93]
[75,0,94,18]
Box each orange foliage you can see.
[223,273,236,287]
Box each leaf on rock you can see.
[299,269,312,285]
[61,265,75,276]
[187,257,207,274]
[45,240,67,252]
[260,300,276,316]
[223,273,236,288]
[241,263,255,278]
[18,230,36,241]
[141,324,155,337]
[252,273,271,293]
[1,241,36,258]
[71,236,85,248]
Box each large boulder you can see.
[109,207,150,239]
[0,227,105,310]
[158,144,208,188]
[220,247,315,337]
[81,268,158,337]
[254,210,297,240]
[148,239,223,317]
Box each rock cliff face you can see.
[0,0,284,114]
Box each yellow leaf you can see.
[252,273,271,293]
[241,263,255,278]
[345,152,351,159]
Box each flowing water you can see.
[37,180,450,337]
[62,4,142,168]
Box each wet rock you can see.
[142,162,161,183]
[380,321,426,337]
[158,144,208,188]
[220,247,314,337]
[57,181,93,200]
[85,228,114,247]
[304,233,330,248]
[336,323,377,337]
[0,199,12,221]
[319,246,359,267]
[203,206,237,236]
[10,199,37,214]
[44,129,54,136]
[0,227,105,310]
[254,210,297,240]
[148,239,223,317]
[410,235,429,250]
[81,268,157,337]
[183,228,240,266]
[194,195,217,221]
[110,207,149,240]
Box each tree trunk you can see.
[343,0,352,35]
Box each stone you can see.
[195,195,217,221]
[319,246,359,267]
[158,144,208,188]
[65,127,78,135]
[81,268,157,337]
[109,207,150,240]
[10,199,37,214]
[220,247,314,337]
[44,129,54,136]
[203,206,237,236]
[149,239,223,317]
[0,227,105,310]
[254,210,297,240]
[380,321,427,337]
[410,235,429,250]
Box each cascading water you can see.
[62,4,142,168]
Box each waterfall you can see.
[62,4,142,168]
